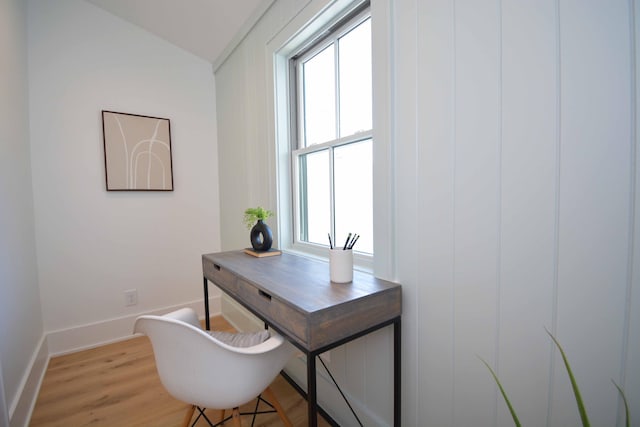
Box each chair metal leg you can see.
[183,391,286,427]
[263,386,293,427]
[181,405,196,427]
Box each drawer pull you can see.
[213,264,221,271]
[258,290,272,301]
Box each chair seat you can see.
[134,308,296,426]
[207,329,270,347]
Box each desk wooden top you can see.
[202,250,401,351]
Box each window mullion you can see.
[331,34,340,241]
[297,62,306,148]
[334,38,341,141]
[329,146,336,243]
[298,154,308,242]
[292,130,372,156]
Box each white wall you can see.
[0,0,45,425]
[215,0,640,425]
[0,1,221,423]
[28,0,221,350]
[399,0,638,426]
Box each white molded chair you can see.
[134,308,296,427]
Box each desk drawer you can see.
[235,278,307,344]
[203,258,238,294]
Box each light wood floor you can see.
[30,316,330,427]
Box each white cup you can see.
[329,248,353,283]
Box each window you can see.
[291,8,373,256]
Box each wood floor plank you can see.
[30,316,330,427]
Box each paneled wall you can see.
[398,0,639,426]
[215,0,639,425]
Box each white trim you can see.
[270,0,375,259]
[213,0,276,72]
[8,334,48,427]
[220,295,264,333]
[269,0,364,253]
[9,297,222,427]
[46,297,221,356]
[293,130,372,156]
[224,295,390,426]
[0,365,7,427]
[284,356,390,426]
[370,0,395,281]
[9,294,387,427]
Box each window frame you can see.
[288,6,373,264]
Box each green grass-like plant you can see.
[479,357,522,427]
[613,380,631,427]
[544,328,590,426]
[243,206,273,229]
[481,329,630,427]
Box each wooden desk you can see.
[202,250,402,426]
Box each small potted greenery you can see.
[481,329,630,427]
[243,207,274,251]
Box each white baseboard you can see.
[46,297,221,356]
[222,296,389,427]
[284,356,389,427]
[10,297,221,427]
[0,367,8,427]
[9,335,48,427]
[221,294,263,332]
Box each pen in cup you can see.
[348,234,359,249]
[342,233,352,250]
[328,232,360,250]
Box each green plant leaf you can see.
[243,206,273,229]
[479,356,522,427]
[545,328,590,427]
[612,380,630,427]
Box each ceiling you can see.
[86,0,273,67]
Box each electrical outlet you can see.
[124,289,138,306]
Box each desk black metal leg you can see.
[307,353,318,427]
[394,318,401,426]
[203,277,210,330]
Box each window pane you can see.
[299,150,330,245]
[338,18,372,137]
[334,140,372,254]
[302,45,336,147]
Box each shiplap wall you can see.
[215,0,639,425]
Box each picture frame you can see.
[101,110,174,191]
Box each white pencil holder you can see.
[329,248,353,283]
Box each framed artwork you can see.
[102,110,174,191]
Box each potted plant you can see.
[481,329,630,427]
[243,207,274,252]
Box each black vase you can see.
[250,219,273,252]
